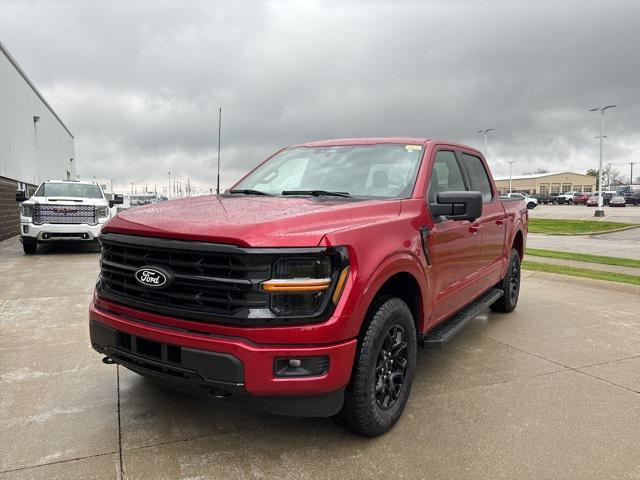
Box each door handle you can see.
[495,219,504,225]
[469,225,480,234]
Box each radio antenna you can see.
[216,107,222,195]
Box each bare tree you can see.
[522,168,550,175]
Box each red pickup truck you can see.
[90,138,527,436]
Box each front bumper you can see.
[89,299,357,417]
[20,221,105,241]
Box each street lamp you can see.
[589,105,616,217]
[507,160,515,193]
[476,128,494,155]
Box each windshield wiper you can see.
[228,189,270,196]
[282,190,351,198]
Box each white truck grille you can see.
[33,204,97,225]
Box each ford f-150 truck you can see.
[16,180,123,254]
[90,138,527,436]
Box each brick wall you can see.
[0,176,36,241]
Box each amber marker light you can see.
[332,267,350,304]
[262,278,332,292]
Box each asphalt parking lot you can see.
[1,237,639,480]
[529,203,640,224]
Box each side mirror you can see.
[15,190,28,203]
[109,194,124,208]
[430,191,483,222]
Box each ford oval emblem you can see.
[134,266,172,289]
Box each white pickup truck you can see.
[15,180,123,254]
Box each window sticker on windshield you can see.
[405,145,422,152]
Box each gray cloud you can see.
[2,0,639,193]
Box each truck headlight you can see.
[96,206,109,218]
[261,254,349,317]
[20,204,34,217]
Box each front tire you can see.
[337,297,417,436]
[527,202,536,209]
[490,248,521,313]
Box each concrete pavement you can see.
[1,236,639,479]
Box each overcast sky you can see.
[2,0,639,193]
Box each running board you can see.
[420,288,503,348]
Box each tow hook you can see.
[102,356,116,365]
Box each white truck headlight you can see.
[96,206,109,218]
[21,204,34,217]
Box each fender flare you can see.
[355,251,429,334]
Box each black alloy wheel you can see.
[490,248,521,313]
[374,325,409,410]
[336,297,417,436]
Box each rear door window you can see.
[462,153,493,203]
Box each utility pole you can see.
[130,183,134,196]
[217,107,222,195]
[476,128,494,156]
[589,105,616,217]
[168,172,171,199]
[630,162,635,186]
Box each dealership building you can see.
[493,171,597,196]
[0,41,75,241]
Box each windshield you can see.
[233,144,424,199]
[35,183,104,199]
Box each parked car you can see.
[89,138,528,436]
[530,193,548,204]
[15,180,123,254]
[503,192,538,209]
[556,191,577,204]
[548,193,562,204]
[586,192,615,207]
[609,195,626,207]
[617,188,640,206]
[572,192,591,205]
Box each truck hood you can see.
[103,195,401,247]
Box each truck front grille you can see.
[97,233,276,325]
[34,204,96,225]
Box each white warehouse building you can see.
[0,40,76,240]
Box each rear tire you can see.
[490,248,521,313]
[336,297,417,437]
[22,239,37,255]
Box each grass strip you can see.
[522,260,640,286]
[528,218,633,235]
[526,248,640,269]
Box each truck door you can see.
[427,149,484,323]
[459,151,506,289]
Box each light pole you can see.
[507,160,515,193]
[216,107,222,195]
[476,128,494,155]
[589,105,616,217]
[594,136,609,189]
[168,172,171,199]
